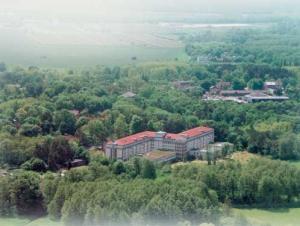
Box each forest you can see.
[184,19,300,67]
[0,18,300,226]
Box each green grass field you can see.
[0,42,187,68]
[234,208,300,226]
[0,218,29,226]
[0,217,63,226]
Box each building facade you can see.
[105,127,214,161]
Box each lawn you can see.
[0,217,63,226]
[234,208,300,226]
[26,218,63,226]
[0,218,30,226]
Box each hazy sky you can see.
[1,0,299,13]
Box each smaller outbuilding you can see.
[264,81,282,91]
[70,159,87,168]
[190,142,234,160]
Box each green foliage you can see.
[278,134,300,160]
[0,171,45,216]
[141,159,156,179]
[54,110,76,135]
[19,123,42,137]
[48,177,219,226]
[0,24,300,224]
[173,158,300,207]
[21,158,47,172]
[113,161,126,175]
[232,78,246,90]
[247,79,264,90]
[85,120,108,146]
[114,114,128,138]
[34,136,74,171]
[184,21,300,67]
[129,115,144,134]
[0,135,44,167]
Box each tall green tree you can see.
[129,115,144,134]
[54,110,76,135]
[87,120,108,148]
[10,172,45,216]
[114,114,128,138]
[141,160,156,179]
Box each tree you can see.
[114,114,128,138]
[23,75,44,97]
[21,158,47,172]
[0,139,32,167]
[130,115,144,134]
[133,157,142,176]
[35,136,74,171]
[247,79,264,90]
[87,120,108,148]
[19,123,41,137]
[232,79,245,90]
[142,195,181,223]
[258,176,281,206]
[141,160,156,179]
[40,173,60,205]
[0,177,13,216]
[278,134,300,160]
[10,172,45,216]
[113,161,126,175]
[201,79,214,91]
[54,110,76,135]
[164,114,185,133]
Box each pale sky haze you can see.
[1,0,299,13]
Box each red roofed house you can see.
[105,127,214,161]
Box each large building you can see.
[105,127,214,161]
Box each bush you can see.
[19,124,41,137]
[21,158,47,172]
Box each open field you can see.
[0,16,190,67]
[230,151,261,163]
[0,38,186,68]
[0,218,29,226]
[172,151,260,168]
[234,208,300,226]
[0,217,62,226]
[25,218,63,226]
[0,11,267,68]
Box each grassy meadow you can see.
[234,208,300,226]
[0,217,63,226]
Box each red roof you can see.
[112,131,156,146]
[179,127,214,138]
[165,133,183,140]
[108,127,213,146]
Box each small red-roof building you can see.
[105,126,214,161]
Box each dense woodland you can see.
[1,19,300,226]
[1,156,300,226]
[184,19,300,67]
